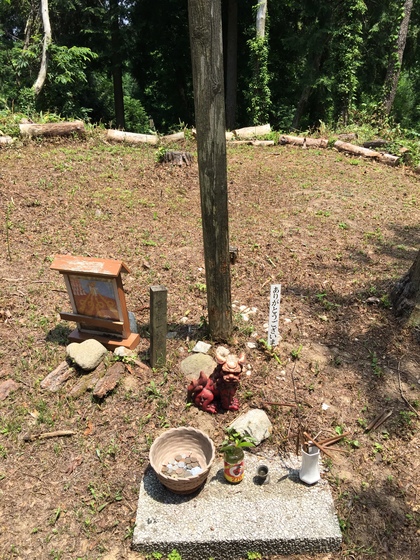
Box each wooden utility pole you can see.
[188,0,232,340]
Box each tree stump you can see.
[160,151,193,166]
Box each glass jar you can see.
[223,445,245,483]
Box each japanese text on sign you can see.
[268,284,281,347]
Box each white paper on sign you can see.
[268,284,281,347]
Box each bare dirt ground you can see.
[0,133,419,560]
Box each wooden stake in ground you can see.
[149,286,167,368]
[188,0,232,340]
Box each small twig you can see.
[317,432,351,446]
[303,431,334,458]
[265,401,297,408]
[23,430,76,442]
[365,410,393,432]
[323,446,349,454]
[397,361,420,418]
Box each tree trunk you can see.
[32,0,52,96]
[106,129,159,144]
[391,249,420,324]
[233,124,271,138]
[225,0,238,130]
[334,140,400,165]
[256,0,267,40]
[24,2,38,50]
[19,121,85,138]
[383,0,413,115]
[292,50,323,131]
[188,0,232,340]
[110,0,125,129]
[280,135,328,148]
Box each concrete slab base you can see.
[133,452,342,559]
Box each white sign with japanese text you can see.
[268,284,281,347]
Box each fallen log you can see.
[0,136,13,145]
[335,140,400,166]
[161,131,185,143]
[233,124,271,138]
[228,140,275,146]
[280,135,328,148]
[334,140,380,159]
[378,153,400,166]
[19,120,85,138]
[106,129,159,145]
[363,139,388,149]
[192,128,234,141]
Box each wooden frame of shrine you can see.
[50,255,140,350]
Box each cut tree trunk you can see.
[20,121,85,138]
[363,140,388,149]
[228,140,275,146]
[106,129,159,145]
[334,140,400,166]
[0,136,13,145]
[161,131,185,143]
[391,249,420,325]
[233,124,271,139]
[280,135,328,148]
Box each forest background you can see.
[1,0,419,139]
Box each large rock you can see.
[180,353,216,381]
[229,409,273,445]
[66,339,108,371]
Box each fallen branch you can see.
[23,430,76,442]
[303,431,334,458]
[317,432,350,446]
[265,401,297,408]
[365,409,393,432]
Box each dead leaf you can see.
[65,456,83,474]
[84,421,94,436]
[0,379,20,401]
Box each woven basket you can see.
[149,427,215,494]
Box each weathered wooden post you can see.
[149,286,167,368]
[188,0,233,340]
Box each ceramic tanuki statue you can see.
[187,349,246,413]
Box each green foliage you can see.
[247,34,271,125]
[220,428,256,452]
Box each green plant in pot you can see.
[220,428,256,483]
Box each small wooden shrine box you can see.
[50,255,140,350]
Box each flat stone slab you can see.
[133,452,341,559]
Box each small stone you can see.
[114,346,135,358]
[191,341,212,354]
[66,339,108,371]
